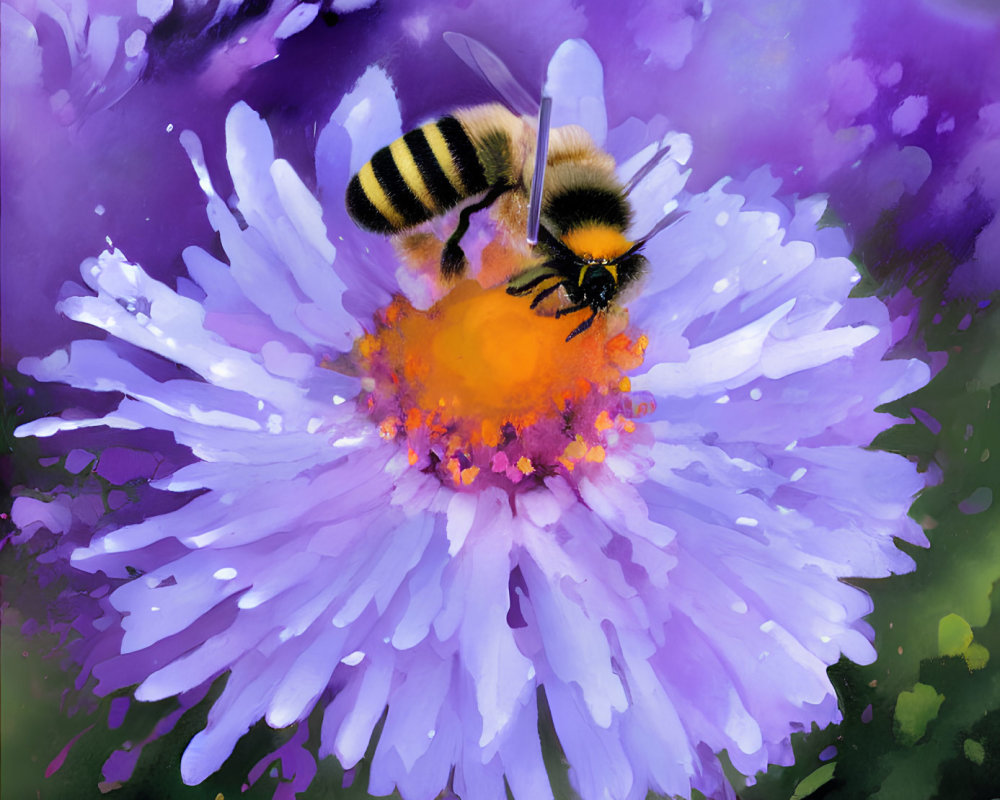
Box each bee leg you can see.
[529,280,568,309]
[441,184,511,278]
[565,309,598,341]
[554,302,588,319]
[507,271,558,297]
[440,240,469,279]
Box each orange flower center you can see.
[355,274,651,488]
[394,281,616,436]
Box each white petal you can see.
[545,39,607,146]
[332,66,403,175]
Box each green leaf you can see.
[964,642,990,671]
[938,613,974,657]
[894,683,945,745]
[789,762,837,800]
[963,738,985,765]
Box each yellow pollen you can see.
[377,282,611,443]
[481,419,501,448]
[562,226,632,262]
[364,270,652,471]
[359,335,380,359]
[563,435,588,462]
[379,417,400,440]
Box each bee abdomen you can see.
[346,116,490,234]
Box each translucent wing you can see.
[443,32,540,117]
[443,32,608,144]
[444,31,551,244]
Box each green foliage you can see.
[893,683,944,745]
[744,277,1000,799]
[963,739,985,766]
[964,642,990,671]
[937,613,973,657]
[789,763,836,800]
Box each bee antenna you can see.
[623,142,673,196]
[631,209,688,252]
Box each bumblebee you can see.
[346,101,650,341]
[346,34,663,340]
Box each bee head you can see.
[575,248,648,306]
[574,259,619,310]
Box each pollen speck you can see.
[461,466,480,485]
[407,448,418,465]
[517,456,534,475]
[586,445,606,463]
[595,410,613,432]
[563,435,588,462]
[358,335,380,358]
[379,417,400,440]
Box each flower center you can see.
[357,279,649,488]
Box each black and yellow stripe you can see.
[346,116,490,234]
[544,186,630,236]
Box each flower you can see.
[13,31,933,800]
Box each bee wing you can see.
[544,39,607,147]
[443,32,540,117]
[444,35,608,242]
[444,32,553,244]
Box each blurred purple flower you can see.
[13,29,931,799]
[0,0,363,122]
[5,0,999,379]
[1,0,158,125]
